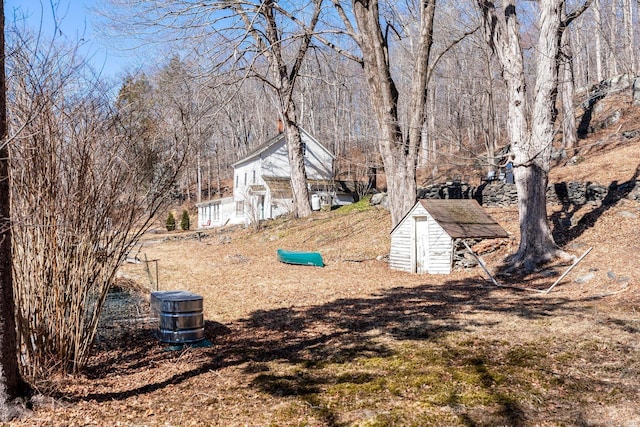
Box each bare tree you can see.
[622,0,636,73]
[593,0,604,82]
[478,0,591,271]
[329,0,437,227]
[0,0,28,420]
[101,0,326,218]
[325,0,483,226]
[230,0,322,218]
[560,2,578,155]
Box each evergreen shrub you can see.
[166,212,176,231]
[180,209,190,231]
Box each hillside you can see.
[549,82,640,184]
[8,85,640,426]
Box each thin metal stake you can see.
[545,247,592,294]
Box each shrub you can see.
[166,212,176,231]
[180,209,190,231]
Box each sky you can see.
[5,0,136,82]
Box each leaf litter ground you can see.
[8,142,640,426]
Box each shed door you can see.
[415,217,429,274]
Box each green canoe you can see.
[277,248,324,267]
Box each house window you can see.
[235,174,239,187]
[212,202,220,221]
[235,201,244,216]
[244,172,247,185]
[252,170,256,184]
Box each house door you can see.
[258,196,265,220]
[415,217,429,273]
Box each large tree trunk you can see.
[622,0,635,73]
[261,0,316,219]
[352,0,435,227]
[479,0,582,271]
[561,5,578,154]
[479,1,529,154]
[510,0,574,270]
[593,0,603,82]
[0,1,27,419]
[608,0,618,76]
[282,101,311,218]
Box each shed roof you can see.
[415,199,508,239]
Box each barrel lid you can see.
[151,290,202,301]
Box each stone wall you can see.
[417,181,474,200]
[416,180,640,207]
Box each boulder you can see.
[574,272,595,284]
[605,73,635,93]
[626,183,640,201]
[369,192,388,208]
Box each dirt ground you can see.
[6,140,640,426]
[8,204,640,426]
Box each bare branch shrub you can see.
[7,35,185,378]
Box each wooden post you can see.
[463,241,501,287]
[144,253,160,290]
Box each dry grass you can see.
[7,98,640,426]
[8,186,639,426]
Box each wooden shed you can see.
[390,199,508,274]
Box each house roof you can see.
[196,195,234,207]
[398,199,509,239]
[233,133,283,168]
[262,176,336,200]
[263,176,293,198]
[232,128,335,168]
[248,185,267,194]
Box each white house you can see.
[196,196,235,228]
[197,128,335,228]
[390,199,508,274]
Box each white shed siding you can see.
[425,216,453,274]
[390,204,429,272]
[390,203,454,274]
[389,220,413,271]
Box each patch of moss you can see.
[330,375,388,396]
[335,196,372,214]
[271,402,307,422]
[504,343,546,367]
[257,334,597,425]
[349,406,471,426]
[336,372,377,384]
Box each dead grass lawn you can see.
[8,189,639,426]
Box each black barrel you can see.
[151,290,204,343]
